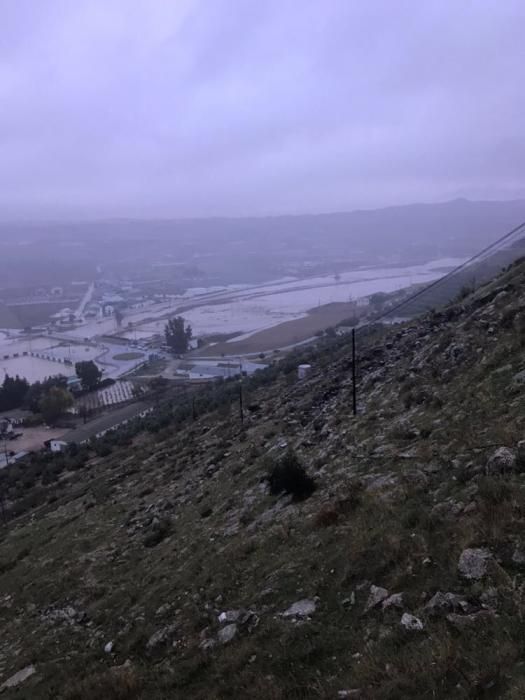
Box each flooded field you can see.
[0,258,465,379]
[0,355,71,383]
[181,258,465,339]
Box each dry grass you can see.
[62,666,142,700]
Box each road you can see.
[75,282,95,318]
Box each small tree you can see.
[40,387,73,425]
[24,375,67,413]
[164,316,192,354]
[0,374,29,412]
[75,361,102,391]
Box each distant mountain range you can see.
[1,199,525,288]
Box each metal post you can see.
[352,328,357,416]
[3,435,9,468]
[239,382,244,426]
[0,481,6,526]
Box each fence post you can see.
[239,381,244,426]
[352,328,357,416]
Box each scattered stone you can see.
[458,548,492,580]
[155,602,174,617]
[0,665,36,690]
[517,440,525,466]
[199,638,216,651]
[42,605,87,625]
[104,641,114,654]
[342,592,356,607]
[364,585,389,612]
[446,611,494,630]
[400,613,424,631]
[425,592,468,616]
[205,463,219,477]
[463,501,477,515]
[513,370,525,385]
[146,624,178,652]
[218,623,238,644]
[512,544,525,566]
[480,587,499,610]
[143,516,172,548]
[282,598,316,619]
[218,610,242,624]
[486,447,516,475]
[382,593,404,610]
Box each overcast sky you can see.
[1,0,524,219]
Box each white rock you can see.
[486,447,516,475]
[512,544,525,565]
[104,641,114,654]
[382,593,404,610]
[400,613,424,631]
[218,610,242,624]
[146,624,177,651]
[425,591,467,615]
[458,548,492,580]
[218,623,238,644]
[282,598,316,619]
[0,665,36,690]
[364,585,389,612]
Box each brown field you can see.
[192,301,360,355]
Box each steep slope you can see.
[2,260,525,698]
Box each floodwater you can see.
[180,258,466,338]
[0,355,72,383]
[0,257,465,380]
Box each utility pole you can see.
[0,435,8,526]
[239,382,244,426]
[352,328,357,416]
[2,435,9,468]
[0,481,6,526]
[238,357,244,426]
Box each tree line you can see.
[0,360,103,425]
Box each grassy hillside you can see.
[2,259,525,698]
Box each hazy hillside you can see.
[2,257,525,697]
[1,199,525,288]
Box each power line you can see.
[358,219,525,331]
[349,218,525,413]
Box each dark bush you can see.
[314,504,339,527]
[94,442,112,457]
[268,450,315,501]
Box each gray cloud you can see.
[1,0,524,218]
